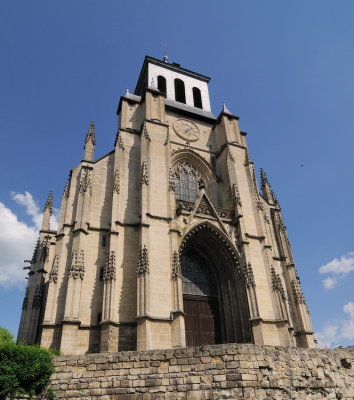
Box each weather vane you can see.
[162,41,168,63]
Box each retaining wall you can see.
[51,343,354,399]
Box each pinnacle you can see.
[85,121,96,145]
[43,191,53,215]
[222,102,232,114]
[260,168,269,187]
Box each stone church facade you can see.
[18,56,315,354]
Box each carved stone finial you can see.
[113,169,120,194]
[243,262,256,288]
[171,251,181,279]
[271,267,285,299]
[292,279,306,304]
[141,161,149,186]
[40,235,51,262]
[85,121,96,145]
[68,250,85,280]
[79,167,91,193]
[137,245,149,275]
[103,251,116,281]
[49,255,59,283]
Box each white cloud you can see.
[0,202,37,287]
[343,302,354,319]
[11,191,42,229]
[316,324,338,348]
[322,277,339,290]
[319,254,354,275]
[319,252,354,290]
[316,301,354,348]
[0,192,59,288]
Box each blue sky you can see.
[0,0,353,347]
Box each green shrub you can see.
[0,341,54,399]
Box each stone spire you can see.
[41,191,53,230]
[260,169,276,204]
[83,121,96,161]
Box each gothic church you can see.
[18,56,315,354]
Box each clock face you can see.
[173,119,200,142]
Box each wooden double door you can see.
[183,295,220,346]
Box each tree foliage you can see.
[0,327,14,344]
[0,338,54,399]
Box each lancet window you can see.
[172,162,200,202]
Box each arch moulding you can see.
[171,149,215,184]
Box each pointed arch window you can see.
[172,162,200,202]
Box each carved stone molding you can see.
[242,262,256,288]
[103,251,116,281]
[141,161,149,186]
[171,251,181,279]
[49,255,59,283]
[117,134,125,150]
[164,130,170,146]
[137,245,149,275]
[113,170,120,194]
[227,145,235,161]
[244,149,251,166]
[68,250,85,280]
[232,183,242,207]
[176,200,234,220]
[274,210,286,232]
[32,239,40,263]
[79,167,92,193]
[62,180,70,199]
[142,123,151,142]
[168,168,175,192]
[292,279,306,304]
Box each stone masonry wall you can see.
[51,343,354,399]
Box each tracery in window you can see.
[182,250,217,296]
[172,162,200,202]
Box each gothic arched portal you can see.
[180,223,253,346]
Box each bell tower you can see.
[18,56,315,353]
